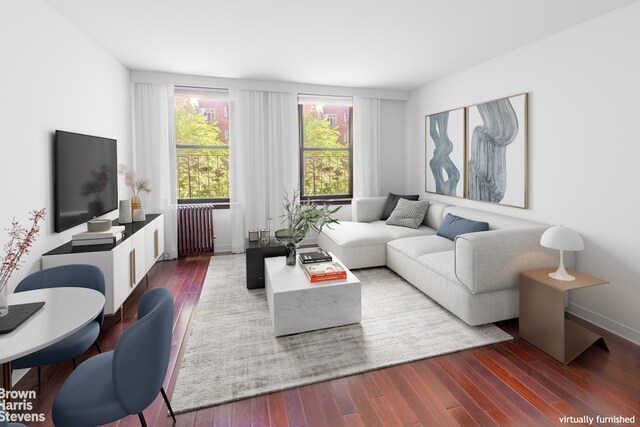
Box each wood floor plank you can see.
[470,348,564,422]
[329,378,357,416]
[194,406,216,427]
[384,364,443,426]
[370,395,405,426]
[214,402,233,427]
[282,388,307,427]
[532,359,640,417]
[342,375,384,427]
[423,357,499,427]
[266,392,289,427]
[396,363,460,426]
[408,359,459,409]
[250,396,270,427]
[231,398,252,427]
[448,406,480,427]
[298,384,329,427]
[449,353,544,427]
[342,412,365,427]
[367,369,420,425]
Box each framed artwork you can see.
[466,93,528,208]
[425,107,466,198]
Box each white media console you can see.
[42,214,164,318]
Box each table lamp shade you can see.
[540,225,584,281]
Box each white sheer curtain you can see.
[229,89,298,253]
[131,83,178,259]
[266,92,299,228]
[353,97,381,197]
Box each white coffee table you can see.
[264,254,361,337]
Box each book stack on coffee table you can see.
[298,250,347,283]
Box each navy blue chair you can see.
[52,288,176,427]
[0,401,27,427]
[11,264,105,384]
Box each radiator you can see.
[178,204,215,256]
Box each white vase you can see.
[119,200,132,224]
[0,281,8,317]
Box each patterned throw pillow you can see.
[385,199,430,229]
[381,193,420,220]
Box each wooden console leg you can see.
[1,362,12,392]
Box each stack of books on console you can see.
[71,226,125,247]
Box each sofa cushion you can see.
[387,235,453,259]
[369,221,435,240]
[381,193,419,220]
[320,222,392,247]
[416,251,459,285]
[385,199,430,229]
[437,213,489,241]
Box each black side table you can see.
[245,239,286,289]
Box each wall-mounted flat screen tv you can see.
[54,130,118,232]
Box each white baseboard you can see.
[214,244,232,253]
[567,302,640,345]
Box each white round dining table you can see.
[0,287,105,391]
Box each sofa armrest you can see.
[454,227,575,294]
[351,197,387,223]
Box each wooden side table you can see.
[519,268,609,365]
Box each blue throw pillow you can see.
[436,213,489,241]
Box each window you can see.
[201,108,216,122]
[323,113,337,127]
[298,95,353,200]
[175,86,230,202]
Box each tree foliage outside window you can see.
[175,96,230,200]
[300,104,352,198]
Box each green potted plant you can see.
[275,188,340,265]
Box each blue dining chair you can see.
[52,287,176,427]
[11,264,105,384]
[0,401,26,427]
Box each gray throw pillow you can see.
[381,193,420,220]
[385,199,430,229]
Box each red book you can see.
[300,261,347,282]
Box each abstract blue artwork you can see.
[466,93,527,208]
[425,107,465,197]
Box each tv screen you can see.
[54,130,118,232]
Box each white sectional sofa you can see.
[318,196,573,326]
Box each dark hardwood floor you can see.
[14,256,640,427]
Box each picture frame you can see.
[425,107,466,198]
[466,93,528,208]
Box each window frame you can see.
[175,86,231,205]
[298,103,353,202]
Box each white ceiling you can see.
[47,0,635,91]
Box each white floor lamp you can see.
[540,225,584,281]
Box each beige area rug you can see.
[171,254,512,413]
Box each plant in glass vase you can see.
[275,188,340,265]
[118,164,151,211]
[0,208,46,317]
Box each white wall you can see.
[406,3,640,343]
[0,0,131,291]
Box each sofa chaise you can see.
[318,196,573,326]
